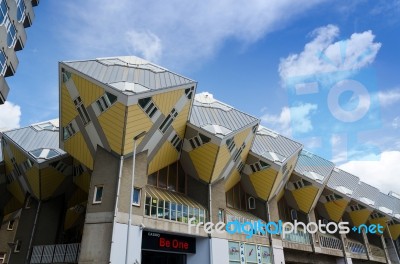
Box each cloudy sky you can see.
[1,0,400,194]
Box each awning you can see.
[145,185,207,211]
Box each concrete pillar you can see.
[308,209,321,253]
[268,196,285,264]
[209,238,228,264]
[381,235,393,264]
[361,229,372,260]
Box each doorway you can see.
[142,251,186,264]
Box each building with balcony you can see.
[0,0,39,104]
[0,56,400,264]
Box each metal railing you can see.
[370,244,386,258]
[282,226,311,245]
[347,240,367,254]
[30,243,80,263]
[319,233,343,250]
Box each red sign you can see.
[142,231,196,253]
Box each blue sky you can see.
[1,0,400,193]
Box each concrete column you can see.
[361,229,372,260]
[381,235,393,264]
[209,238,228,264]
[268,196,285,264]
[308,209,321,253]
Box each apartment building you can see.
[0,56,399,264]
[0,0,39,104]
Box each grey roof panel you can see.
[352,181,380,207]
[295,150,335,183]
[375,192,400,216]
[189,93,259,137]
[251,126,302,164]
[2,119,66,164]
[327,168,360,196]
[63,56,195,95]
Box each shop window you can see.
[132,188,141,206]
[93,185,103,204]
[7,220,15,230]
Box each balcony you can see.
[30,243,80,263]
[369,244,386,263]
[319,233,343,250]
[282,226,311,245]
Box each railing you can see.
[347,240,367,254]
[282,226,311,245]
[30,243,80,263]
[319,233,343,250]
[370,244,386,258]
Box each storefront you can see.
[141,231,196,264]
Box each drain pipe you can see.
[26,200,41,264]
[208,183,213,264]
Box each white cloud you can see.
[279,24,382,81]
[339,151,400,194]
[0,102,21,131]
[378,88,400,107]
[261,103,317,135]
[56,0,328,67]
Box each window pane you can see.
[145,196,151,216]
[158,167,167,189]
[133,188,140,205]
[170,203,177,221]
[148,172,157,186]
[95,186,103,202]
[182,205,188,223]
[246,244,257,263]
[157,200,164,218]
[168,163,177,191]
[228,241,240,261]
[164,201,170,220]
[177,204,183,222]
[151,198,157,217]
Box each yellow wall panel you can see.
[152,89,184,116]
[224,170,241,191]
[72,74,104,107]
[172,101,190,139]
[148,141,179,175]
[25,166,40,198]
[369,217,388,232]
[269,154,298,199]
[3,146,14,175]
[389,224,400,240]
[349,209,371,227]
[68,188,88,208]
[249,168,277,200]
[324,199,349,222]
[64,210,80,230]
[233,127,252,148]
[7,180,25,204]
[189,142,218,183]
[74,171,91,193]
[123,105,153,155]
[61,85,78,126]
[292,185,319,213]
[98,102,126,154]
[211,145,231,182]
[64,132,93,170]
[40,167,66,200]
[3,197,22,215]
[8,143,26,164]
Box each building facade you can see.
[0,0,39,104]
[0,56,400,264]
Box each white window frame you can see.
[0,0,8,25]
[14,240,21,253]
[0,50,6,76]
[7,220,15,230]
[93,185,104,204]
[25,196,32,209]
[0,252,6,264]
[5,17,17,48]
[132,187,141,206]
[15,0,25,22]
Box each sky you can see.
[0,0,400,194]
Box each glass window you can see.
[228,241,240,263]
[157,200,164,218]
[132,188,141,206]
[170,203,177,221]
[93,185,103,204]
[0,50,6,76]
[182,205,188,223]
[164,201,170,220]
[7,220,15,230]
[246,244,257,263]
[261,246,272,264]
[5,17,16,48]
[16,0,25,22]
[158,167,167,189]
[0,0,7,25]
[218,209,225,222]
[144,196,151,216]
[177,204,183,222]
[14,240,21,253]
[150,198,157,217]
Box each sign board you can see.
[142,231,196,254]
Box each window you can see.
[237,162,245,173]
[188,133,210,149]
[132,188,141,206]
[325,193,342,202]
[25,196,32,209]
[0,0,7,25]
[159,108,178,133]
[293,179,311,190]
[73,96,91,125]
[0,50,6,76]
[30,148,59,159]
[226,138,235,153]
[350,204,361,211]
[7,220,15,230]
[22,159,33,171]
[233,143,245,162]
[63,122,77,140]
[250,160,270,173]
[73,164,84,177]
[93,185,103,204]
[138,97,158,118]
[96,92,117,113]
[388,220,396,226]
[5,17,16,48]
[15,0,25,22]
[371,212,383,219]
[0,252,6,264]
[290,209,298,220]
[62,68,71,82]
[170,133,182,152]
[252,125,258,134]
[14,240,21,253]
[185,87,194,99]
[218,209,225,222]
[147,162,186,193]
[50,161,68,174]
[248,197,256,209]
